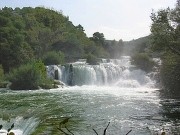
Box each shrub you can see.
[160,53,180,94]
[8,61,53,90]
[0,65,4,81]
[131,53,156,72]
[0,65,7,88]
[43,51,64,65]
[86,53,98,65]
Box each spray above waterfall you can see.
[47,56,156,88]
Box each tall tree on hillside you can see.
[150,0,180,55]
[90,32,105,45]
[76,24,85,32]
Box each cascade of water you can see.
[47,56,156,87]
[0,117,38,135]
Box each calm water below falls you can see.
[0,86,180,135]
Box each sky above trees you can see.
[0,0,176,41]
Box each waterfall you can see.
[0,117,38,135]
[47,56,156,87]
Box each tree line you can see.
[150,0,180,95]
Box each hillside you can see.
[0,7,110,72]
[123,36,151,56]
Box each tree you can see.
[76,24,84,32]
[131,53,156,72]
[90,32,105,44]
[160,53,180,94]
[8,61,53,90]
[42,51,64,65]
[150,0,180,94]
[86,53,98,65]
[0,13,34,72]
[0,65,4,81]
[150,0,180,55]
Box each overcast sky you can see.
[0,0,177,41]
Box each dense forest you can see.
[0,6,156,76]
[0,7,124,72]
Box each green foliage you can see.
[52,41,85,61]
[90,32,105,44]
[0,65,4,81]
[123,36,151,56]
[0,7,99,72]
[0,65,7,88]
[160,53,180,94]
[104,39,124,58]
[86,54,98,65]
[150,0,180,94]
[150,1,180,55]
[43,51,64,65]
[0,9,34,72]
[8,61,53,90]
[131,53,156,72]
[88,32,114,58]
[8,63,39,90]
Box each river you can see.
[0,56,179,135]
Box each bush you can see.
[0,82,9,88]
[86,53,98,65]
[0,65,7,88]
[0,65,4,81]
[43,51,64,65]
[160,53,180,94]
[131,53,156,72]
[8,61,53,90]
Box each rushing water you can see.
[0,56,180,135]
[47,56,155,87]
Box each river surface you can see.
[0,86,180,135]
[0,56,180,135]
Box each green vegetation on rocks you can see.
[42,51,64,65]
[160,53,180,94]
[86,53,98,65]
[0,65,4,81]
[131,53,156,72]
[8,61,53,90]
[0,65,8,88]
